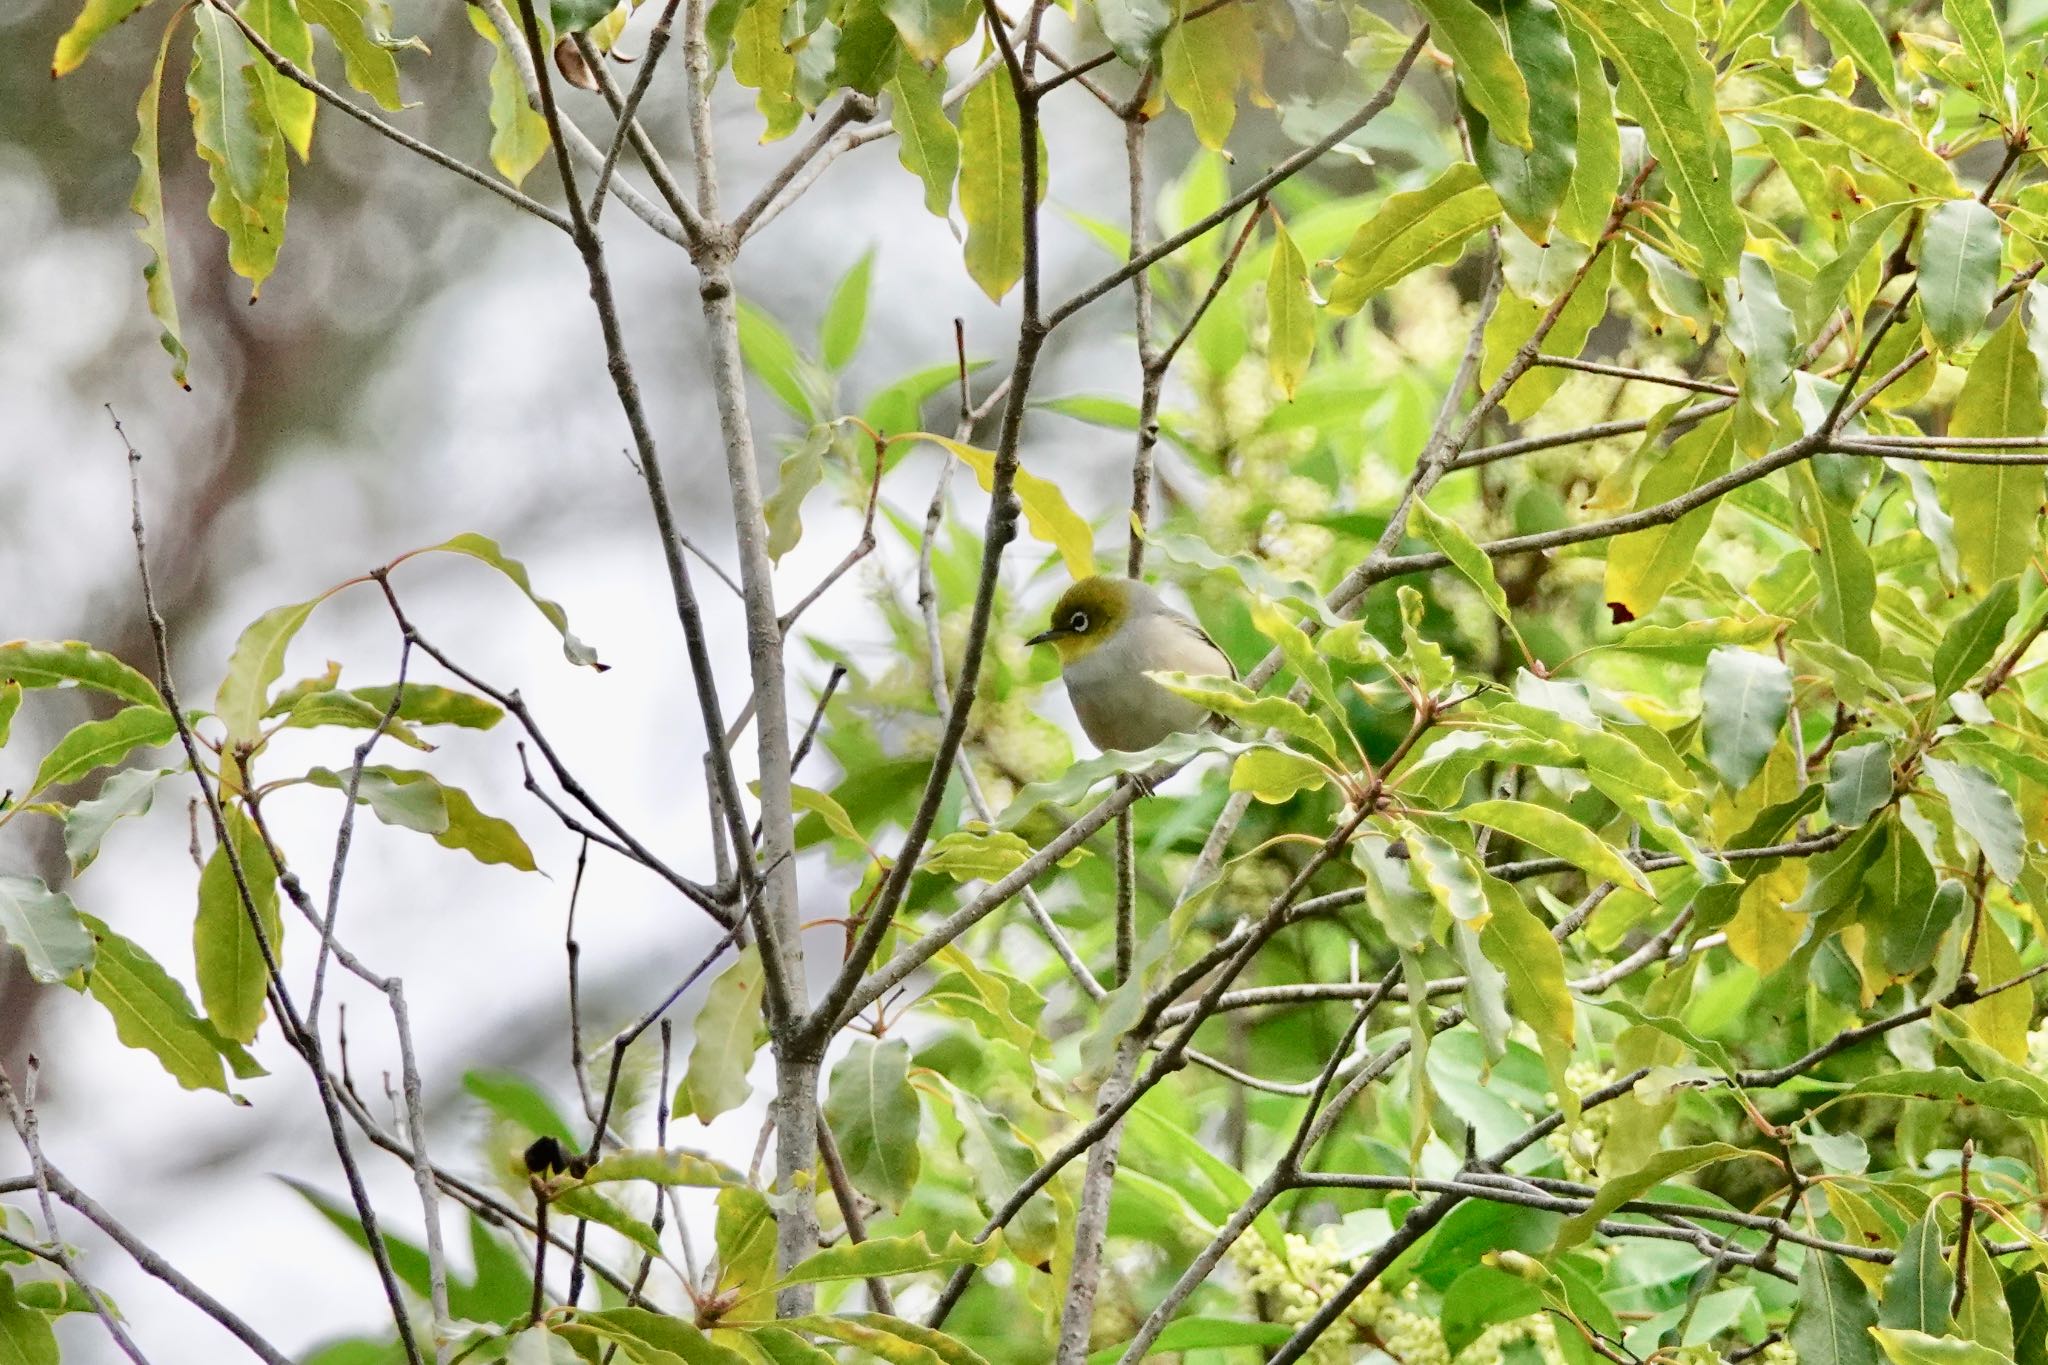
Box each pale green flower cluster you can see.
[1231,1230,1570,1365]
[1544,1061,1617,1180]
[1761,1338,1801,1365]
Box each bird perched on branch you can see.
[1026,575,1235,753]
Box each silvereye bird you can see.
[1026,576,1235,753]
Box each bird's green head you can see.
[1026,576,1134,666]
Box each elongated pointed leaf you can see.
[920,435,1094,578]
[822,1037,922,1211]
[82,914,259,1095]
[1555,0,1741,275]
[131,14,190,386]
[1880,1209,1954,1334]
[1794,1252,1880,1365]
[193,804,281,1042]
[1412,0,1531,149]
[189,6,290,294]
[1267,215,1313,398]
[418,533,604,668]
[680,945,766,1122]
[1923,757,2024,881]
[302,0,405,109]
[959,72,1026,303]
[31,707,177,795]
[1327,163,1501,315]
[53,0,156,75]
[1553,1142,1756,1252]
[1603,412,1736,621]
[0,640,163,711]
[1931,576,2019,701]
[888,62,957,218]
[65,766,169,874]
[1946,311,2045,591]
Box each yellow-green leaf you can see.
[417,532,605,668]
[1266,214,1313,398]
[241,0,317,160]
[1602,411,1736,621]
[1946,309,2045,591]
[1555,0,1742,275]
[1411,0,1531,149]
[680,945,768,1122]
[922,434,1095,577]
[959,70,1027,302]
[1756,95,1961,199]
[131,13,190,387]
[469,6,550,184]
[733,0,803,140]
[303,0,405,109]
[888,62,957,218]
[1227,747,1329,803]
[30,706,177,795]
[188,5,290,295]
[0,640,165,711]
[53,0,156,75]
[1161,0,1258,150]
[1326,163,1501,316]
[193,803,282,1043]
[1461,798,1650,891]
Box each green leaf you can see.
[732,0,801,139]
[1413,498,1522,642]
[302,0,405,109]
[887,62,957,219]
[1808,203,1916,336]
[959,71,1026,303]
[31,707,177,795]
[740,300,819,421]
[216,598,323,755]
[241,0,317,159]
[469,5,549,184]
[1946,309,2045,592]
[880,0,975,63]
[463,1069,577,1142]
[280,690,428,750]
[750,1327,838,1365]
[306,766,537,871]
[551,0,615,33]
[1846,1066,2048,1119]
[1000,731,1245,821]
[680,945,767,1122]
[1087,1321,1290,1364]
[1871,1331,2009,1365]
[1468,0,1577,240]
[1943,0,2010,117]
[1794,465,1882,660]
[771,1231,1000,1290]
[1922,757,2024,881]
[1880,1209,1955,1334]
[1555,20,1619,246]
[1727,255,1799,419]
[563,1309,748,1364]
[1552,1142,1755,1253]
[1460,799,1650,891]
[0,1277,58,1365]
[53,0,155,75]
[1932,576,2020,701]
[1411,0,1531,149]
[1555,0,1741,275]
[1793,1251,1881,1365]
[1405,827,1490,928]
[1227,747,1329,803]
[131,14,190,387]
[0,876,96,986]
[418,533,605,668]
[1806,0,1897,97]
[764,433,828,562]
[193,804,280,1042]
[571,1147,738,1188]
[1603,412,1736,621]
[189,6,290,295]
[1149,672,1336,757]
[1096,0,1171,65]
[1326,163,1501,316]
[551,1187,662,1254]
[781,1314,990,1365]
[823,1037,922,1211]
[921,434,1094,578]
[921,828,1034,883]
[1918,199,2003,352]
[1826,741,1894,828]
[0,685,17,748]
[65,766,168,874]
[343,684,504,729]
[1267,214,1313,399]
[1757,96,1960,198]
[1700,647,1792,790]
[0,640,164,712]
[1161,0,1256,149]
[1869,831,1952,979]
[821,250,874,371]
[82,914,257,1095]
[1477,874,1577,1115]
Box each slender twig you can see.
[0,1063,148,1364]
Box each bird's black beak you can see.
[1025,626,1061,647]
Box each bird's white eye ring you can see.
[1070,611,1090,632]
